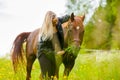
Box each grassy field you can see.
[0,51,120,80]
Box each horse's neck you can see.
[63,27,70,48]
[62,22,68,40]
[62,22,73,47]
[63,29,68,41]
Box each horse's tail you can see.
[11,32,31,71]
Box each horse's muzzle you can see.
[73,39,81,48]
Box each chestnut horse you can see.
[11,13,85,80]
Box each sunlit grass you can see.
[68,52,120,80]
[0,51,120,80]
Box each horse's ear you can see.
[81,14,85,21]
[71,12,74,22]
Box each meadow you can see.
[0,51,120,80]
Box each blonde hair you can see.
[39,11,56,41]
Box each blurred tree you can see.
[89,0,119,49]
[65,0,100,24]
[110,0,120,49]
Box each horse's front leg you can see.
[63,54,76,78]
[26,54,36,80]
[63,62,75,78]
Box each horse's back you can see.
[26,28,40,55]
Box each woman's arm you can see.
[58,15,70,24]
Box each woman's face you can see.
[52,15,58,26]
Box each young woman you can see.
[38,11,70,56]
[37,11,70,78]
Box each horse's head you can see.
[63,13,85,51]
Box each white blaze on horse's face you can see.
[76,26,80,30]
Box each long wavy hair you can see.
[39,11,56,41]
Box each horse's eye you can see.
[76,26,80,30]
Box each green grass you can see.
[0,51,120,80]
